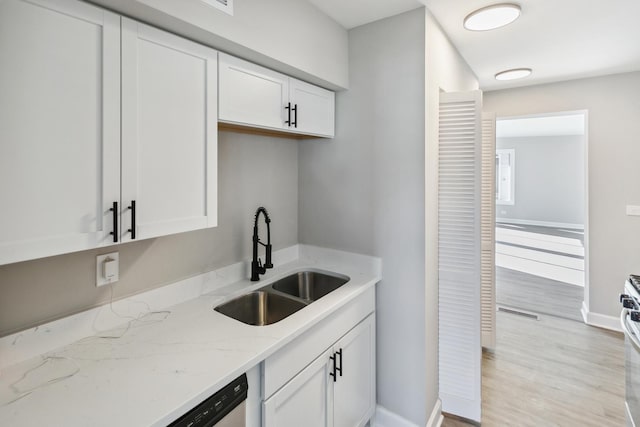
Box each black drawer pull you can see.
[109,201,118,243]
[292,104,298,128]
[285,102,291,126]
[329,353,337,382]
[336,348,343,377]
[128,200,136,240]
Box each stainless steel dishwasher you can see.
[169,374,248,427]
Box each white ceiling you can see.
[497,114,585,138]
[423,0,640,90]
[309,0,640,92]
[307,0,422,30]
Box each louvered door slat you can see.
[438,90,482,423]
[481,112,496,350]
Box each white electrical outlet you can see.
[96,252,119,287]
[627,205,640,216]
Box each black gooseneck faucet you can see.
[251,207,273,281]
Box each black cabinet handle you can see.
[109,201,118,243]
[336,348,343,377]
[285,102,291,126]
[329,353,337,382]
[128,200,136,240]
[292,104,298,128]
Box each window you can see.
[496,149,515,205]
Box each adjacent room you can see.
[494,113,587,321]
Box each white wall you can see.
[424,9,479,419]
[496,135,585,226]
[484,71,640,320]
[299,9,427,425]
[89,0,349,89]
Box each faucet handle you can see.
[265,244,273,269]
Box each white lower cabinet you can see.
[333,316,376,427]
[262,299,375,427]
[263,347,335,427]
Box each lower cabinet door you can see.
[263,348,334,427]
[333,314,376,427]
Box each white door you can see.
[481,112,497,350]
[438,90,483,422]
[121,19,218,242]
[0,0,120,265]
[218,53,289,132]
[333,315,375,427]
[289,78,335,137]
[263,348,334,427]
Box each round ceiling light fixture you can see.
[464,3,521,31]
[495,68,532,81]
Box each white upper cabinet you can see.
[0,0,121,265]
[121,19,218,242]
[218,53,335,138]
[218,53,289,131]
[289,79,335,137]
[0,0,219,265]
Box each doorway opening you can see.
[494,111,588,321]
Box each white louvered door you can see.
[438,90,482,423]
[481,113,497,350]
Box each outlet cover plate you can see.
[96,252,119,287]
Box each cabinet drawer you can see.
[262,287,374,398]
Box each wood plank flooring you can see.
[496,223,585,321]
[442,311,625,426]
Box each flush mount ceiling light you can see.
[495,68,532,81]
[464,3,521,31]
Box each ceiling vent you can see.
[201,0,233,16]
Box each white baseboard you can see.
[372,400,442,427]
[426,399,444,427]
[581,301,622,332]
[496,218,584,230]
[373,405,418,427]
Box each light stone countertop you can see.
[0,245,381,426]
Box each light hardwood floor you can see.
[442,311,625,426]
[496,223,585,321]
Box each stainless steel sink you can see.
[215,290,307,326]
[214,270,350,326]
[271,271,350,302]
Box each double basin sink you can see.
[215,271,350,326]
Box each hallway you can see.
[443,312,624,426]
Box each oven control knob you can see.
[623,298,637,309]
[631,311,640,322]
[621,293,631,303]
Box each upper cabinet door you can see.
[289,79,335,138]
[121,19,218,242]
[0,0,121,265]
[218,53,289,131]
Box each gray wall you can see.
[484,71,640,319]
[300,9,428,425]
[0,131,298,336]
[496,135,585,226]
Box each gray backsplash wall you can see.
[0,131,299,337]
